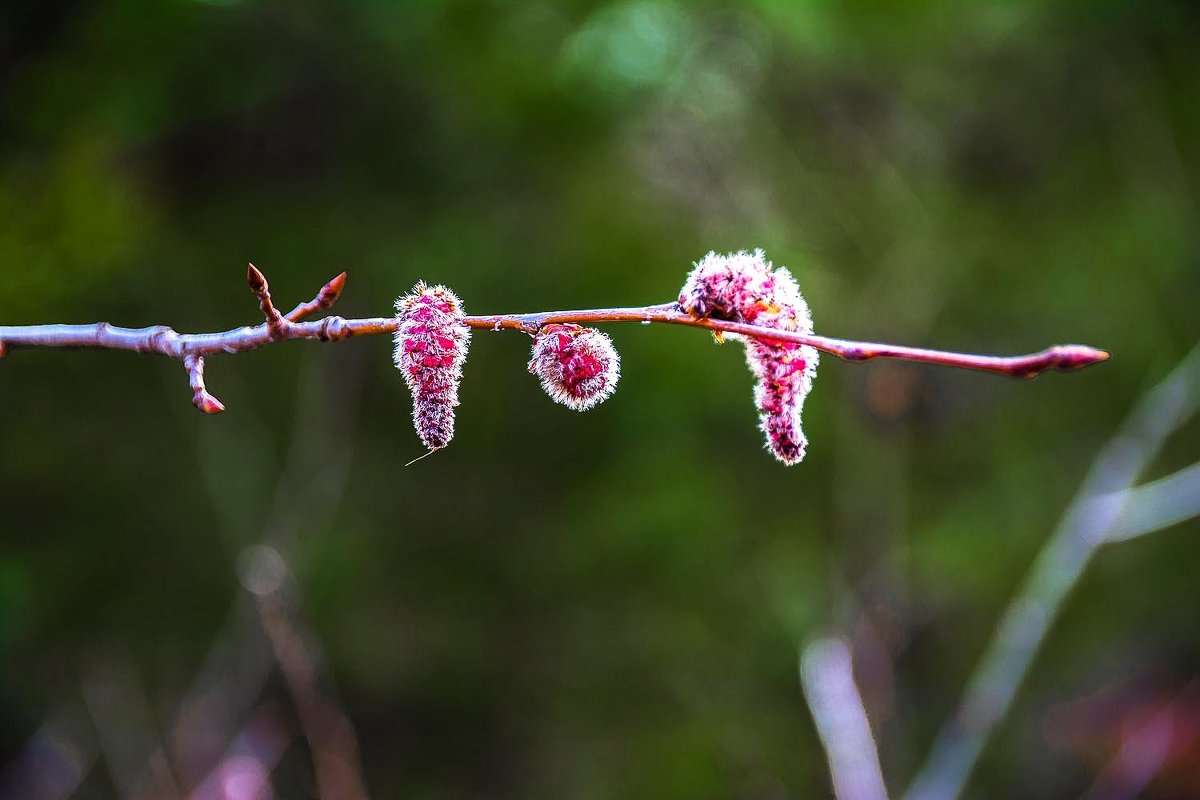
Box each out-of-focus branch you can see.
[80,656,182,800]
[1080,678,1200,800]
[246,551,368,800]
[185,702,294,800]
[801,637,890,800]
[0,711,97,800]
[1102,460,1200,543]
[142,346,361,796]
[905,342,1200,800]
[0,266,1108,415]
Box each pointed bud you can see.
[394,282,471,450]
[246,262,267,293]
[193,392,227,415]
[528,324,620,411]
[317,271,347,308]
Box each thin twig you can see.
[285,271,347,322]
[467,306,1108,378]
[183,354,225,414]
[0,267,1109,414]
[904,342,1200,800]
[245,262,286,336]
[256,585,370,800]
[80,656,183,800]
[801,637,890,800]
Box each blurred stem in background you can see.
[905,341,1200,800]
[802,638,889,800]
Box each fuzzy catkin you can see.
[394,282,471,450]
[528,324,620,411]
[678,249,779,324]
[679,249,819,465]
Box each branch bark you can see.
[0,266,1109,414]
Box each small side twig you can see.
[246,262,287,338]
[801,637,890,800]
[183,354,225,415]
[285,271,347,322]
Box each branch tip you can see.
[1057,344,1109,369]
[193,392,226,414]
[1009,344,1110,379]
[184,354,226,415]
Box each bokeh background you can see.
[2,1,1199,798]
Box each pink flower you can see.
[678,249,780,324]
[679,250,819,465]
[394,282,471,450]
[528,324,620,411]
[746,336,817,465]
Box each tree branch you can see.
[1100,459,1200,543]
[0,266,1109,414]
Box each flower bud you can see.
[528,324,620,411]
[747,338,817,465]
[678,250,819,464]
[394,282,471,450]
[678,248,780,325]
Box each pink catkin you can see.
[528,324,620,411]
[394,282,471,450]
[679,249,818,465]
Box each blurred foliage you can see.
[1,0,1199,797]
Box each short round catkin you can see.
[528,323,620,411]
[393,282,471,450]
[679,250,818,465]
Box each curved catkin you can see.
[528,324,620,411]
[678,250,819,464]
[747,336,817,465]
[393,282,471,450]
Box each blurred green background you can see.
[2,1,1199,797]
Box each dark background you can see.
[1,1,1199,797]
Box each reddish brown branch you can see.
[0,267,1108,414]
[285,271,347,322]
[246,262,287,339]
[184,354,225,414]
[463,305,1109,379]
